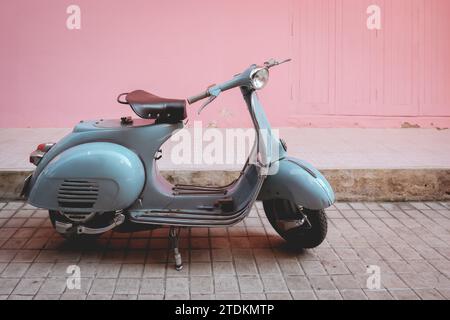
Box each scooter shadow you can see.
[48,228,313,261]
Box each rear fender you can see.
[258,157,335,210]
[28,142,145,212]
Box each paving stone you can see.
[214,276,239,294]
[213,262,235,275]
[0,201,449,300]
[381,273,409,289]
[277,258,304,275]
[322,260,350,275]
[389,289,420,300]
[237,276,263,293]
[25,263,53,278]
[331,275,361,290]
[38,278,67,295]
[309,276,337,291]
[87,294,112,300]
[190,262,212,276]
[143,263,166,278]
[0,278,20,294]
[165,293,190,300]
[234,259,258,275]
[140,278,164,295]
[190,277,213,294]
[115,278,141,295]
[364,289,394,300]
[300,261,327,275]
[112,294,137,300]
[241,293,266,300]
[211,249,232,262]
[256,259,282,275]
[284,275,311,291]
[334,203,352,210]
[12,278,44,295]
[90,278,117,295]
[96,263,121,278]
[291,290,317,300]
[12,249,39,262]
[315,290,342,300]
[261,275,289,293]
[34,294,61,300]
[165,277,189,294]
[1,263,30,278]
[340,289,368,300]
[211,237,231,249]
[0,210,16,219]
[349,203,368,210]
[60,293,87,300]
[265,293,292,300]
[215,293,241,300]
[8,295,34,300]
[415,289,444,300]
[138,294,164,300]
[119,264,144,278]
[3,202,24,210]
[190,249,211,262]
[334,248,360,260]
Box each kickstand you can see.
[169,227,183,271]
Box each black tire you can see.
[263,199,327,249]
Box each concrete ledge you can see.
[2,169,449,202]
[324,169,450,202]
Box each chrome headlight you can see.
[250,67,270,90]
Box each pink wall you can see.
[1,0,449,128]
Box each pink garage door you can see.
[291,0,450,127]
[0,0,449,128]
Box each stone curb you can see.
[1,169,449,201]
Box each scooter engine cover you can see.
[28,142,145,212]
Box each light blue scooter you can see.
[22,59,335,270]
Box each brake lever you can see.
[198,86,221,115]
[198,95,217,115]
[264,58,292,69]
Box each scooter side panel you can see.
[258,157,335,210]
[28,142,145,212]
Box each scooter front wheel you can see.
[262,199,327,249]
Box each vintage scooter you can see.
[22,59,335,270]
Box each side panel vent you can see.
[57,180,99,209]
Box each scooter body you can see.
[23,60,335,268]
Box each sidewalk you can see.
[0,128,449,201]
[0,200,449,300]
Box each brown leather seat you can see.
[118,90,187,123]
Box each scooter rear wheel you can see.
[262,199,327,249]
[49,210,101,241]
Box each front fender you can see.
[28,142,145,212]
[258,157,335,210]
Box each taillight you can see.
[37,143,55,153]
[30,142,55,166]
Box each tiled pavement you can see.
[0,201,449,300]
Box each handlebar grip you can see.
[187,91,210,105]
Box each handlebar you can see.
[187,59,291,105]
[187,90,210,104]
